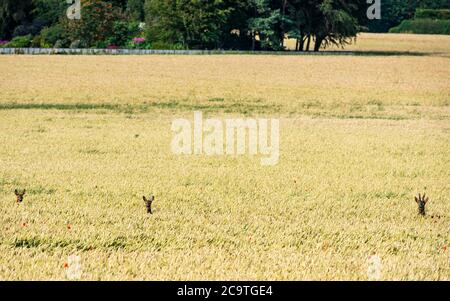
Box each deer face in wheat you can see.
[143,195,155,214]
[415,193,429,216]
[14,189,26,203]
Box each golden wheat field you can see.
[0,33,449,280]
[286,32,450,57]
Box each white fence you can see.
[0,47,360,56]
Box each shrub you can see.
[389,19,450,34]
[106,21,131,47]
[127,36,151,49]
[93,41,109,49]
[12,25,32,37]
[7,35,32,47]
[31,35,42,47]
[12,19,47,38]
[40,40,52,48]
[133,37,146,44]
[150,41,184,50]
[40,24,65,47]
[415,9,450,20]
[53,40,65,48]
[69,40,85,49]
[64,0,122,48]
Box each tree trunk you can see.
[251,32,255,51]
[299,32,305,52]
[314,36,323,52]
[280,0,287,48]
[305,34,311,52]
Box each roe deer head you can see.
[143,195,154,214]
[14,189,26,203]
[415,193,429,216]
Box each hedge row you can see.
[389,19,450,34]
[415,9,450,20]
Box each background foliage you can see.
[0,0,448,50]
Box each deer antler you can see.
[415,193,429,204]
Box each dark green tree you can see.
[127,0,145,21]
[248,0,283,50]
[145,0,232,49]
[285,0,317,51]
[31,0,66,26]
[63,0,123,47]
[0,0,33,39]
[313,0,365,51]
[0,0,392,50]
[219,0,255,49]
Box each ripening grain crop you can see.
[0,34,449,280]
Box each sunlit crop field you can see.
[0,33,449,280]
[286,32,450,57]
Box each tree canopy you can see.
[0,0,448,50]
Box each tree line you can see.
[1,0,447,50]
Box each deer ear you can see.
[22,190,25,195]
[424,196,429,204]
[414,196,419,204]
[150,195,155,202]
[143,196,147,202]
[14,189,19,196]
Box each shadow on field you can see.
[0,101,281,115]
[345,50,430,56]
